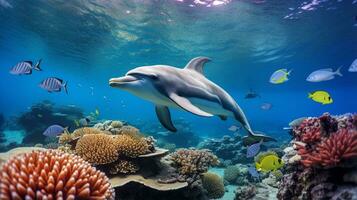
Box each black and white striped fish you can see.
[39,77,68,94]
[9,59,42,75]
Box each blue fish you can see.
[43,125,65,137]
[246,140,263,158]
[9,60,42,75]
[248,166,260,180]
[39,77,68,94]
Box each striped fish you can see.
[9,59,42,75]
[39,77,68,94]
[246,139,263,158]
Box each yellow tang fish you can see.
[308,90,333,105]
[255,154,284,173]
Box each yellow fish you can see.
[255,154,284,173]
[95,108,100,116]
[308,91,333,105]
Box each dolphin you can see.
[109,57,276,145]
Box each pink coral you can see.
[298,129,357,167]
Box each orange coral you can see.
[115,134,150,158]
[0,150,114,200]
[75,134,119,165]
[298,129,357,167]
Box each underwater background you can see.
[0,0,356,200]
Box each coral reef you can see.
[234,184,256,200]
[116,134,151,158]
[278,113,357,200]
[170,149,219,183]
[0,149,114,199]
[224,165,240,184]
[201,172,225,199]
[76,134,120,165]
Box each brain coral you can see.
[0,150,114,200]
[115,134,150,158]
[201,172,225,199]
[224,165,240,184]
[75,134,119,165]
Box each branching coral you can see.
[0,150,114,200]
[170,149,219,177]
[75,134,119,165]
[298,129,357,167]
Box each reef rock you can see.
[278,113,357,200]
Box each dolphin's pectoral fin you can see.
[168,93,214,117]
[184,57,211,75]
[219,115,227,121]
[155,105,177,132]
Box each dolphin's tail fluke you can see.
[243,128,277,146]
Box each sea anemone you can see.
[75,134,119,165]
[299,129,357,167]
[0,150,114,200]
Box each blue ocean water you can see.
[0,0,356,140]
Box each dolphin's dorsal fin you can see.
[168,93,213,117]
[155,105,177,132]
[184,57,211,74]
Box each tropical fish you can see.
[306,67,342,82]
[269,69,292,84]
[245,89,260,99]
[255,154,284,172]
[79,117,90,126]
[248,166,260,180]
[308,91,333,105]
[260,103,272,110]
[348,58,357,72]
[246,140,263,158]
[39,77,68,94]
[95,108,100,116]
[53,112,68,117]
[9,60,42,75]
[43,125,65,137]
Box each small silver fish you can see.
[79,117,90,126]
[348,59,357,72]
[9,60,42,75]
[39,77,68,94]
[306,67,342,82]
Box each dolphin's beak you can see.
[109,75,138,87]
